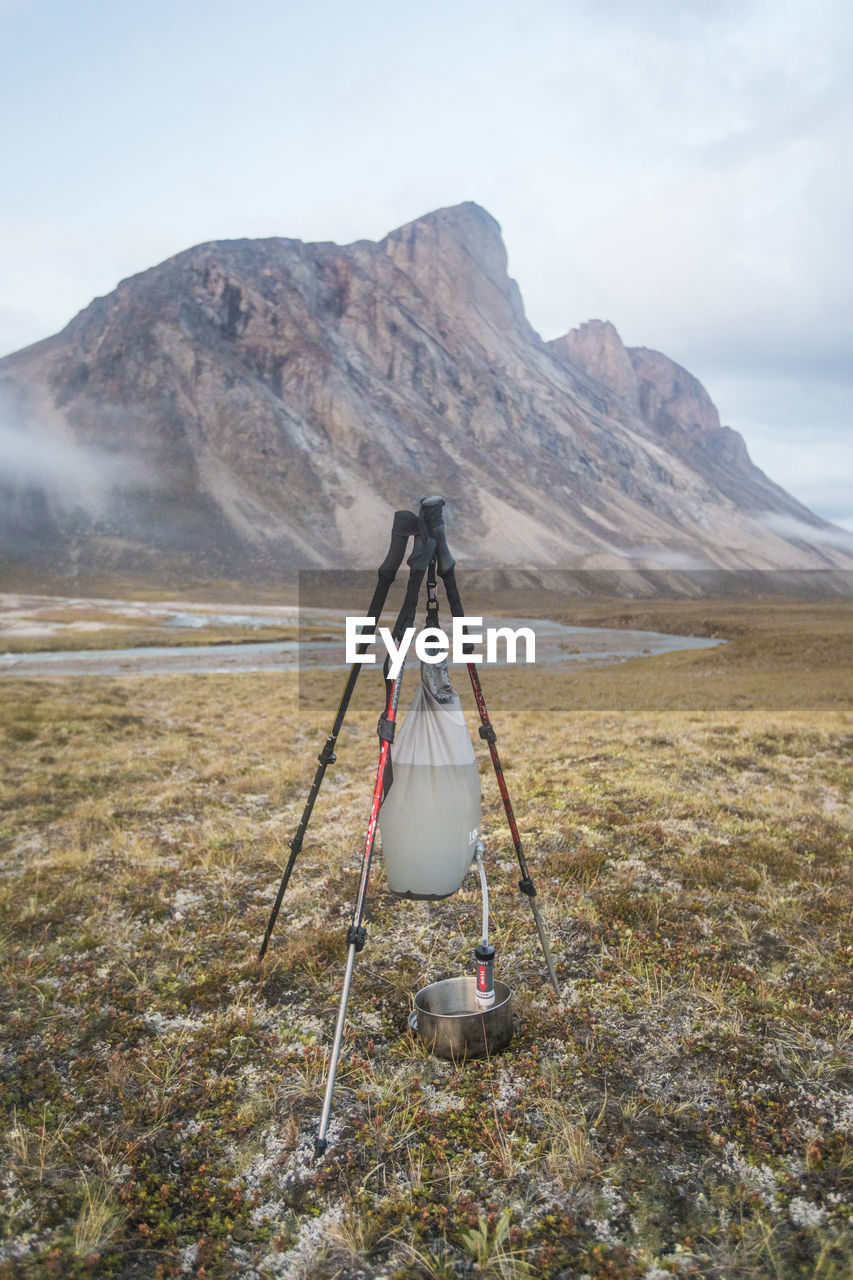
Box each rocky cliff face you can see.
[547,323,770,512]
[549,320,640,408]
[1,201,849,583]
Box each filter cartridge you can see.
[475,942,496,1009]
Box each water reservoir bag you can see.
[379,660,481,899]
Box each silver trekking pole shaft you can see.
[528,894,559,993]
[316,942,358,1152]
[314,533,433,1157]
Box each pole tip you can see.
[314,1137,328,1160]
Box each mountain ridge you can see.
[1,201,850,584]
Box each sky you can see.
[1,0,851,530]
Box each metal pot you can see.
[409,976,513,1060]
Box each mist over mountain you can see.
[1,201,850,586]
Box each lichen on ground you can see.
[1,599,851,1278]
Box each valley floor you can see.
[1,600,851,1279]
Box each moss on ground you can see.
[0,599,851,1278]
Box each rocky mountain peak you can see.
[546,315,833,525]
[381,201,503,266]
[1,202,850,583]
[380,202,530,339]
[549,319,639,405]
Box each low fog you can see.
[0,392,144,512]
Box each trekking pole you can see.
[258,508,423,960]
[315,529,434,1156]
[420,496,560,995]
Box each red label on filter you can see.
[478,965,487,991]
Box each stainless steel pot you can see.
[409,976,513,1059]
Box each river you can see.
[0,614,723,677]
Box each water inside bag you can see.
[379,661,481,899]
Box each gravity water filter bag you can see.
[379,660,481,899]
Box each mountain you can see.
[1,201,851,585]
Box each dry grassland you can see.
[1,599,851,1278]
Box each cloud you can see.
[758,513,853,551]
[0,392,145,512]
[2,422,100,493]
[611,546,714,570]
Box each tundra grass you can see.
[0,601,851,1278]
[0,625,302,655]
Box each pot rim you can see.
[412,975,513,1020]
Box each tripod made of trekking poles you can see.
[257,496,559,1156]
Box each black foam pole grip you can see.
[378,510,419,582]
[419,496,455,574]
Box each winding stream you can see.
[0,614,723,677]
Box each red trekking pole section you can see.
[258,509,422,960]
[468,671,522,846]
[314,529,434,1156]
[314,670,404,1156]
